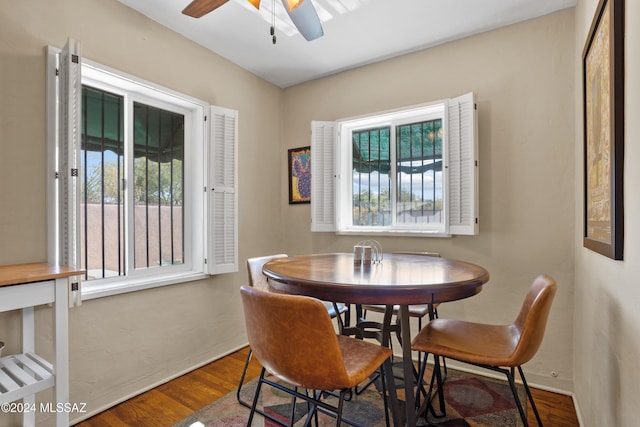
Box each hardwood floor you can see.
[75,347,580,426]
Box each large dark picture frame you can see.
[582,0,624,260]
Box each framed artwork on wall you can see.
[582,0,624,260]
[288,146,311,204]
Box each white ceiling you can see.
[118,0,577,88]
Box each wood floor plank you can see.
[76,410,126,427]
[75,347,579,426]
[528,387,580,426]
[155,369,230,411]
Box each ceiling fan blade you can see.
[182,0,230,18]
[281,0,323,41]
[285,0,304,11]
[248,0,261,9]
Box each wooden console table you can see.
[0,263,82,427]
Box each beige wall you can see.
[7,0,639,425]
[282,9,576,392]
[574,1,640,426]
[0,0,283,425]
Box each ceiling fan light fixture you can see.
[285,0,304,11]
[248,0,261,9]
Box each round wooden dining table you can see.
[263,252,490,427]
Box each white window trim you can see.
[46,41,237,300]
[311,93,478,237]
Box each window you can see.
[81,85,188,281]
[47,39,238,299]
[311,93,478,236]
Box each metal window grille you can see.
[351,119,443,228]
[352,126,391,226]
[81,86,125,280]
[133,102,185,270]
[395,119,443,225]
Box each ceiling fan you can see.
[182,0,324,41]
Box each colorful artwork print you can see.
[288,147,311,204]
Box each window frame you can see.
[338,103,447,234]
[46,44,237,300]
[80,73,204,292]
[311,93,478,237]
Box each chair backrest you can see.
[240,286,352,390]
[246,254,288,291]
[509,274,557,366]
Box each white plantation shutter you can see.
[311,121,337,232]
[58,38,83,268]
[207,106,238,274]
[446,92,478,235]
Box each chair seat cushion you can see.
[411,318,520,367]
[337,335,393,388]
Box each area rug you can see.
[174,365,525,427]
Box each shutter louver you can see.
[311,121,337,232]
[447,92,478,235]
[58,38,83,268]
[207,106,238,274]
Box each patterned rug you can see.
[174,365,525,427]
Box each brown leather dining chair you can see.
[411,274,557,426]
[237,254,348,409]
[240,285,395,426]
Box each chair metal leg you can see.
[430,354,446,417]
[245,366,298,427]
[257,378,375,427]
[333,302,345,334]
[247,367,266,426]
[289,386,299,427]
[414,351,448,422]
[335,390,347,426]
[381,355,401,427]
[237,348,253,407]
[506,367,529,427]
[417,359,542,427]
[379,356,391,427]
[518,365,544,427]
[301,391,317,427]
[310,389,320,427]
[236,348,314,422]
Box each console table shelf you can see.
[0,263,82,427]
[0,353,54,403]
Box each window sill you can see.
[81,271,210,300]
[336,229,452,238]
